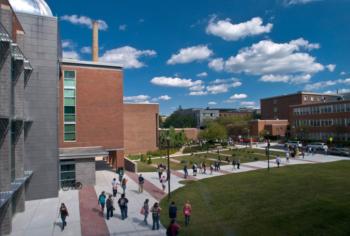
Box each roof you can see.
[59,146,109,160]
[261,91,339,101]
[9,0,53,17]
[61,59,123,70]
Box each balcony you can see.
[0,22,12,69]
[24,59,33,87]
[0,116,9,147]
[11,44,25,84]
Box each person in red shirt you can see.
[166,219,180,236]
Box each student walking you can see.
[168,201,177,220]
[237,159,240,169]
[210,164,214,174]
[141,199,149,225]
[118,167,124,183]
[160,175,167,192]
[151,202,161,230]
[98,191,106,214]
[232,159,236,170]
[138,174,145,193]
[286,150,290,163]
[166,219,181,236]
[202,162,207,174]
[106,195,114,220]
[118,193,129,220]
[183,165,188,179]
[112,178,118,197]
[276,156,281,168]
[121,178,127,194]
[59,203,69,231]
[192,163,197,176]
[183,200,192,226]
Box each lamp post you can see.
[166,136,171,200]
[266,138,270,171]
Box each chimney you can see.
[92,21,99,62]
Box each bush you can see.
[183,145,204,154]
[147,156,152,164]
[140,154,146,162]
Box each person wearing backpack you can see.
[59,203,69,231]
[118,193,129,220]
[106,195,114,220]
[98,191,106,214]
[168,201,177,220]
[183,200,192,226]
[151,202,161,230]
[166,219,180,236]
[138,174,145,193]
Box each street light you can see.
[266,139,270,171]
[166,136,171,200]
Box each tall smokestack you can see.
[92,21,99,62]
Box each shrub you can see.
[147,156,152,164]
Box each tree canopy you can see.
[163,110,196,128]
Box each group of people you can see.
[164,200,192,236]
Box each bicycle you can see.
[61,181,83,191]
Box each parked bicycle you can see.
[61,181,83,191]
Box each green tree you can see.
[199,121,227,142]
[215,115,251,137]
[159,127,187,148]
[163,110,196,128]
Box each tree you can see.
[159,127,187,148]
[199,121,227,143]
[215,115,251,138]
[163,110,196,128]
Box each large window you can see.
[64,71,76,141]
[60,161,76,187]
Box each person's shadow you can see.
[53,221,63,231]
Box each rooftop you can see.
[61,59,123,70]
[261,91,340,101]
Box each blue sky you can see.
[47,0,350,115]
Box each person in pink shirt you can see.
[183,200,192,226]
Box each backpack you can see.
[119,198,127,207]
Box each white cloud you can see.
[100,46,156,68]
[124,95,151,103]
[158,95,171,101]
[61,15,108,30]
[63,51,80,60]
[340,71,346,76]
[151,76,203,88]
[206,16,273,41]
[206,78,242,94]
[208,101,217,105]
[167,45,213,65]
[80,46,92,54]
[285,0,320,6]
[304,78,350,91]
[240,101,256,106]
[119,24,127,31]
[260,74,311,84]
[208,58,224,71]
[326,64,336,72]
[324,89,350,94]
[196,72,208,77]
[189,91,208,96]
[210,38,324,79]
[230,93,248,99]
[62,40,74,49]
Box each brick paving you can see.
[125,171,166,201]
[171,169,197,180]
[79,187,109,236]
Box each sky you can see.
[46,0,350,115]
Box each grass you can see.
[151,158,184,170]
[135,161,156,172]
[136,157,184,172]
[173,153,229,166]
[219,147,284,163]
[160,161,350,236]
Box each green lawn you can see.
[160,161,350,236]
[136,158,184,172]
[219,147,283,163]
[135,161,156,172]
[173,153,229,166]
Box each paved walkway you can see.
[7,151,349,236]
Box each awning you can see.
[59,146,109,160]
[0,23,11,69]
[24,59,33,86]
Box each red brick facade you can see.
[59,62,124,168]
[250,120,288,137]
[124,103,159,155]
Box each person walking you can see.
[157,164,163,180]
[276,156,281,168]
[160,175,167,192]
[121,177,127,194]
[98,191,106,214]
[286,150,290,163]
[183,200,192,226]
[168,201,177,220]
[232,159,236,170]
[112,178,118,197]
[138,174,145,193]
[166,219,181,236]
[237,158,240,169]
[106,195,114,220]
[210,164,214,174]
[59,203,69,231]
[118,193,129,220]
[183,165,188,179]
[302,148,305,159]
[118,167,124,183]
[141,199,149,225]
[203,162,207,174]
[192,163,197,176]
[151,202,161,230]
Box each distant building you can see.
[261,92,339,121]
[290,97,350,141]
[250,120,289,137]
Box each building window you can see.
[60,161,76,187]
[304,96,308,101]
[310,96,314,101]
[64,71,76,141]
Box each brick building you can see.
[249,119,288,137]
[261,92,339,120]
[0,0,59,234]
[290,98,350,141]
